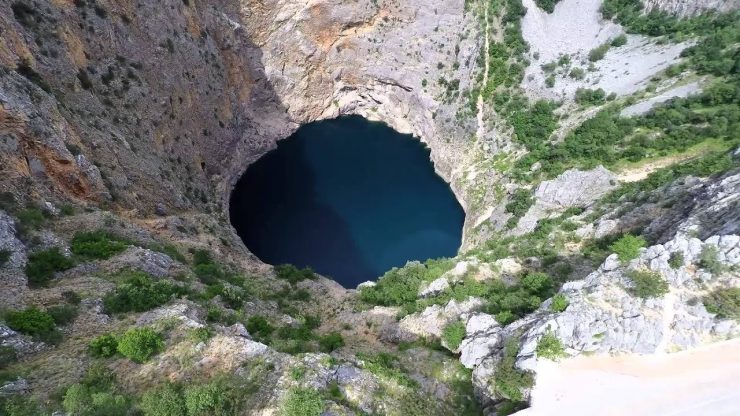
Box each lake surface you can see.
[229,115,464,288]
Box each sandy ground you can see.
[516,338,740,416]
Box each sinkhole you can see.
[229,115,465,288]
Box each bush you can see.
[193,263,224,285]
[495,310,516,325]
[493,337,533,402]
[609,234,646,262]
[520,272,554,297]
[534,0,561,13]
[610,34,627,47]
[274,264,315,285]
[0,249,10,267]
[281,388,324,416]
[183,382,227,416]
[702,287,740,320]
[70,230,129,260]
[318,332,344,352]
[220,285,246,309]
[24,248,75,287]
[550,293,569,312]
[536,331,566,360]
[141,384,186,416]
[357,352,418,388]
[359,260,453,307]
[568,67,585,80]
[574,87,607,106]
[47,304,78,326]
[627,269,669,299]
[62,290,82,305]
[442,321,466,350]
[187,327,212,344]
[116,327,164,363]
[5,308,55,338]
[668,252,684,269]
[245,315,274,341]
[588,43,610,61]
[698,245,725,274]
[63,384,128,416]
[103,270,184,314]
[505,189,534,217]
[16,208,46,231]
[0,345,17,369]
[89,334,119,358]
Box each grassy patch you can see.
[702,287,739,320]
[442,321,467,350]
[626,269,669,299]
[71,230,129,260]
[536,331,566,360]
[25,248,75,287]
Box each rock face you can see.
[0,212,25,268]
[644,0,739,17]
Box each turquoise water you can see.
[229,116,464,288]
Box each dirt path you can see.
[516,339,740,416]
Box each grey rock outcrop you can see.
[643,0,738,17]
[0,212,25,268]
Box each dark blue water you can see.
[229,116,464,288]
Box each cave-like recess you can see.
[229,115,465,288]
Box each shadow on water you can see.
[230,115,464,288]
[229,130,376,286]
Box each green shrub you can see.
[702,287,740,320]
[274,264,315,285]
[103,270,184,314]
[89,334,119,358]
[62,290,82,305]
[116,327,164,363]
[141,384,186,416]
[318,332,344,352]
[627,269,669,299]
[668,252,684,269]
[536,331,566,360]
[16,208,46,231]
[550,293,569,312]
[0,250,11,267]
[0,345,17,369]
[698,245,725,274]
[191,249,213,266]
[187,327,212,344]
[534,0,561,13]
[193,263,224,285]
[610,34,627,47]
[442,321,466,350]
[220,285,246,309]
[520,272,554,297]
[568,67,585,80]
[245,315,274,341]
[588,43,610,61]
[609,234,646,262]
[505,189,534,217]
[357,352,418,388]
[495,310,516,325]
[5,308,56,338]
[183,382,227,416]
[359,260,453,306]
[24,248,75,287]
[493,337,533,402]
[0,394,44,415]
[47,304,78,326]
[574,87,607,106]
[70,230,129,260]
[544,74,555,88]
[281,388,324,416]
[63,383,129,416]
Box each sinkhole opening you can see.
[229,115,465,288]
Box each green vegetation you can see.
[0,249,10,267]
[61,366,130,416]
[317,332,344,352]
[588,43,610,62]
[141,384,187,416]
[610,34,627,47]
[626,269,669,298]
[492,337,533,403]
[71,230,129,260]
[505,189,534,217]
[281,387,324,416]
[574,87,609,106]
[698,245,725,274]
[536,331,566,360]
[245,315,274,341]
[359,258,453,306]
[5,308,58,342]
[103,270,185,314]
[89,334,119,358]
[116,327,164,363]
[568,67,585,80]
[47,304,78,326]
[356,352,418,388]
[16,208,47,234]
[184,382,230,415]
[24,248,75,287]
[274,264,316,285]
[534,0,561,13]
[702,287,740,320]
[442,320,467,350]
[668,252,684,269]
[609,234,646,262]
[550,293,569,312]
